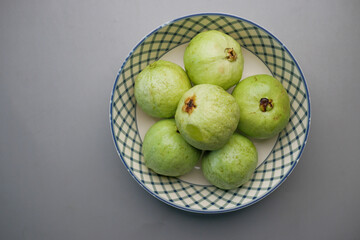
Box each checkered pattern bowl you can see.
[110,13,310,213]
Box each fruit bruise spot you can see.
[225,48,237,62]
[186,124,203,141]
[182,95,197,114]
[218,66,224,74]
[260,98,274,112]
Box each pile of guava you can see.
[134,30,290,190]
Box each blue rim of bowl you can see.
[109,13,311,214]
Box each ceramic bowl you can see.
[110,13,310,213]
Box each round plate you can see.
[110,13,311,213]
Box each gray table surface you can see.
[1,0,359,239]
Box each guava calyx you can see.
[225,48,237,62]
[182,95,197,114]
[259,98,274,112]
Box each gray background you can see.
[1,0,359,239]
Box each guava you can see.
[134,60,192,118]
[175,84,240,151]
[232,74,291,139]
[183,30,244,90]
[142,119,201,177]
[202,133,258,190]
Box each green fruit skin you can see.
[142,119,201,177]
[175,84,240,151]
[232,74,291,139]
[134,60,192,118]
[202,133,258,190]
[184,30,244,90]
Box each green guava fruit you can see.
[134,60,192,118]
[183,30,244,90]
[232,74,291,139]
[142,119,201,177]
[175,84,240,151]
[202,133,258,190]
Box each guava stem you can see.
[260,98,274,112]
[225,48,237,62]
[182,95,197,114]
